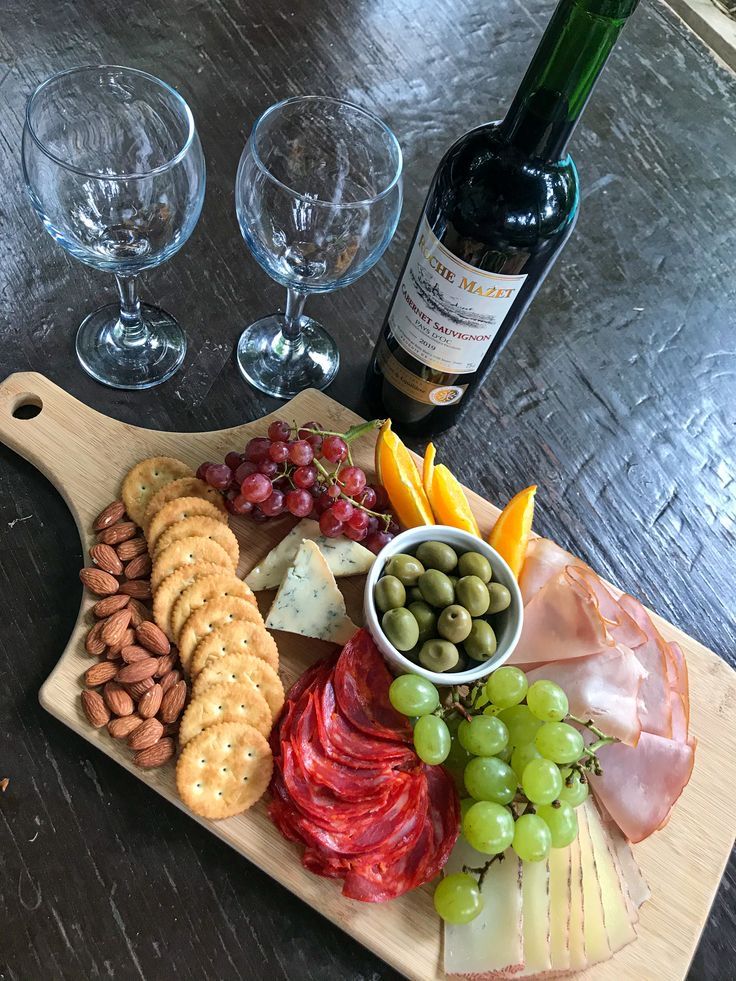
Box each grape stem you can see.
[312,457,391,525]
[568,715,618,776]
[463,854,504,890]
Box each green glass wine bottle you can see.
[365,0,640,435]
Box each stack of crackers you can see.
[121,456,283,820]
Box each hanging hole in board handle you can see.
[11,394,43,420]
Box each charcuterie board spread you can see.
[1,371,735,981]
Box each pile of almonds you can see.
[79,500,188,769]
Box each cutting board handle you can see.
[0,373,122,518]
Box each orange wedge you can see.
[375,420,434,528]
[423,441,436,495]
[487,485,537,579]
[425,462,481,537]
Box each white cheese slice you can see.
[245,518,375,590]
[265,539,358,645]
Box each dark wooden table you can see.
[1,0,734,977]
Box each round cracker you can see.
[179,681,271,746]
[152,562,228,640]
[176,721,273,819]
[151,537,233,594]
[190,620,279,678]
[171,574,257,644]
[154,516,239,568]
[193,652,284,719]
[144,478,227,533]
[122,457,193,526]
[147,497,228,555]
[179,596,264,672]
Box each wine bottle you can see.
[365,0,639,435]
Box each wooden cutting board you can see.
[1,370,734,981]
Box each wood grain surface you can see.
[0,371,734,981]
[1,0,735,978]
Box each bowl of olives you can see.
[364,525,523,687]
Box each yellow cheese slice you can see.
[548,844,572,972]
[578,802,613,966]
[584,800,638,953]
[519,859,551,975]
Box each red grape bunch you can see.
[197,419,398,552]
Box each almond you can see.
[127,717,163,750]
[93,500,126,531]
[97,521,138,546]
[106,647,123,662]
[127,598,153,627]
[103,681,134,717]
[100,608,132,648]
[159,669,181,693]
[108,715,143,739]
[124,553,152,580]
[136,621,170,657]
[85,661,119,687]
[155,652,177,678]
[79,567,119,596]
[121,644,153,664]
[81,690,110,727]
[85,620,107,657]
[108,628,135,657]
[116,537,147,562]
[126,677,155,699]
[89,543,124,576]
[133,738,175,769]
[138,683,163,719]
[116,657,159,684]
[93,594,130,618]
[119,580,152,600]
[160,680,187,724]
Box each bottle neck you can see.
[501,0,639,162]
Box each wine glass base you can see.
[236,313,339,399]
[75,303,187,390]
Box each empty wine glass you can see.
[235,96,403,398]
[22,65,206,389]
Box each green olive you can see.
[464,619,498,661]
[458,551,493,583]
[419,639,460,673]
[455,575,491,616]
[406,585,424,604]
[374,575,406,612]
[487,582,512,614]
[407,601,437,644]
[437,604,472,643]
[415,540,458,574]
[385,553,425,586]
[381,608,420,652]
[418,569,455,608]
[447,575,459,589]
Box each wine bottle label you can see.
[376,337,469,406]
[388,217,527,375]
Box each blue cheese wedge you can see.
[265,539,358,645]
[245,518,375,591]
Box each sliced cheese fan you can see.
[245,518,375,591]
[265,539,358,645]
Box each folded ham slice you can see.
[518,537,583,604]
[589,733,695,843]
[525,648,646,746]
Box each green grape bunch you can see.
[388,666,619,925]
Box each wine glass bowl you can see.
[22,65,206,389]
[235,96,403,399]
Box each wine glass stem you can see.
[115,274,149,347]
[283,287,307,341]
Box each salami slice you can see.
[333,630,412,743]
[295,694,396,802]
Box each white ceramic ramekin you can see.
[364,525,524,687]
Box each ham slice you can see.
[518,537,584,604]
[589,732,695,843]
[511,568,613,665]
[525,648,646,746]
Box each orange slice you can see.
[425,463,481,536]
[487,485,537,579]
[423,442,436,495]
[375,420,434,528]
